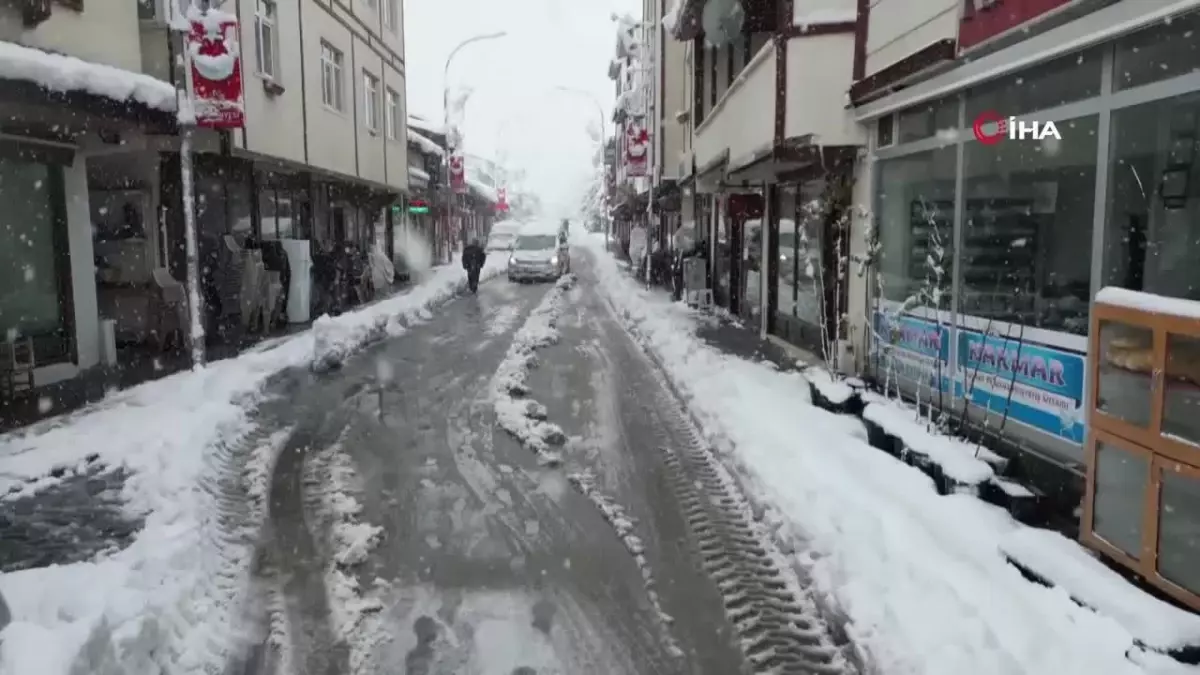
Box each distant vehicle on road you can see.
[507,228,566,283]
[487,220,522,251]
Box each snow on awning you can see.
[467,177,498,204]
[408,165,430,183]
[0,40,177,113]
[407,128,444,157]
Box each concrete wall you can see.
[865,0,959,76]
[0,2,144,72]
[660,25,688,178]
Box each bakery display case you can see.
[1084,289,1200,611]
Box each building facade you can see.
[847,0,1200,488]
[0,0,410,415]
[665,0,863,351]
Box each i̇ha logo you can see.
[972,110,1062,145]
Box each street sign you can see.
[408,198,430,214]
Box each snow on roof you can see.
[0,40,177,113]
[407,115,445,135]
[407,128,444,157]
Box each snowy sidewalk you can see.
[0,257,504,675]
[579,233,1200,675]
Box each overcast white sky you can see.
[404,0,641,218]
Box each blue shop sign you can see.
[872,311,952,392]
[955,330,1086,445]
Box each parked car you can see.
[507,232,566,282]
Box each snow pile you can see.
[303,438,387,672]
[0,256,490,675]
[568,470,683,658]
[490,275,576,466]
[0,41,176,112]
[862,402,997,486]
[793,6,857,29]
[311,254,505,371]
[581,234,1191,675]
[803,365,856,405]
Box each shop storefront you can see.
[856,6,1200,470]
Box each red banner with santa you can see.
[184,7,245,129]
[624,118,649,178]
[449,155,467,194]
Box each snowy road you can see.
[241,252,809,674]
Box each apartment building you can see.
[0,0,408,414]
[661,0,863,352]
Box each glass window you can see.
[875,146,957,308]
[258,188,279,239]
[386,88,401,140]
[897,97,960,144]
[320,41,344,111]
[363,71,381,132]
[229,175,253,238]
[255,0,279,80]
[383,0,398,30]
[793,185,825,326]
[776,188,798,322]
[277,192,295,239]
[966,48,1103,121]
[1104,92,1200,302]
[1114,10,1200,92]
[0,157,65,349]
[961,115,1097,334]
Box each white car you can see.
[507,233,566,282]
[487,221,523,251]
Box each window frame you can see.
[383,0,398,31]
[363,71,381,133]
[320,41,345,112]
[385,87,400,140]
[254,0,279,81]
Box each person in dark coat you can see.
[462,237,487,293]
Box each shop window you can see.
[1114,10,1200,92]
[965,48,1103,121]
[1104,92,1200,304]
[961,114,1097,334]
[897,97,959,144]
[0,154,71,363]
[875,146,957,308]
[228,175,253,239]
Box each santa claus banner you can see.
[185,8,245,129]
[496,187,509,212]
[624,119,649,177]
[449,155,467,194]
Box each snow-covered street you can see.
[4,234,1200,674]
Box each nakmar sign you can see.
[872,312,952,393]
[955,330,1086,444]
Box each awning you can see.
[725,136,858,186]
[0,41,178,131]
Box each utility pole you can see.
[177,2,205,368]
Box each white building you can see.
[664,0,864,347]
[0,0,408,406]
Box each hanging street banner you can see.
[449,155,467,194]
[625,118,649,177]
[496,187,509,212]
[185,8,245,128]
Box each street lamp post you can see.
[443,31,506,256]
[551,86,609,245]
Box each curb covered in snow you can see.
[581,236,1200,675]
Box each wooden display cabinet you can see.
[1084,290,1200,612]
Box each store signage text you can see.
[972,110,1061,145]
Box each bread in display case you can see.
[1085,287,1200,612]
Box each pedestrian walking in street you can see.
[462,237,487,293]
